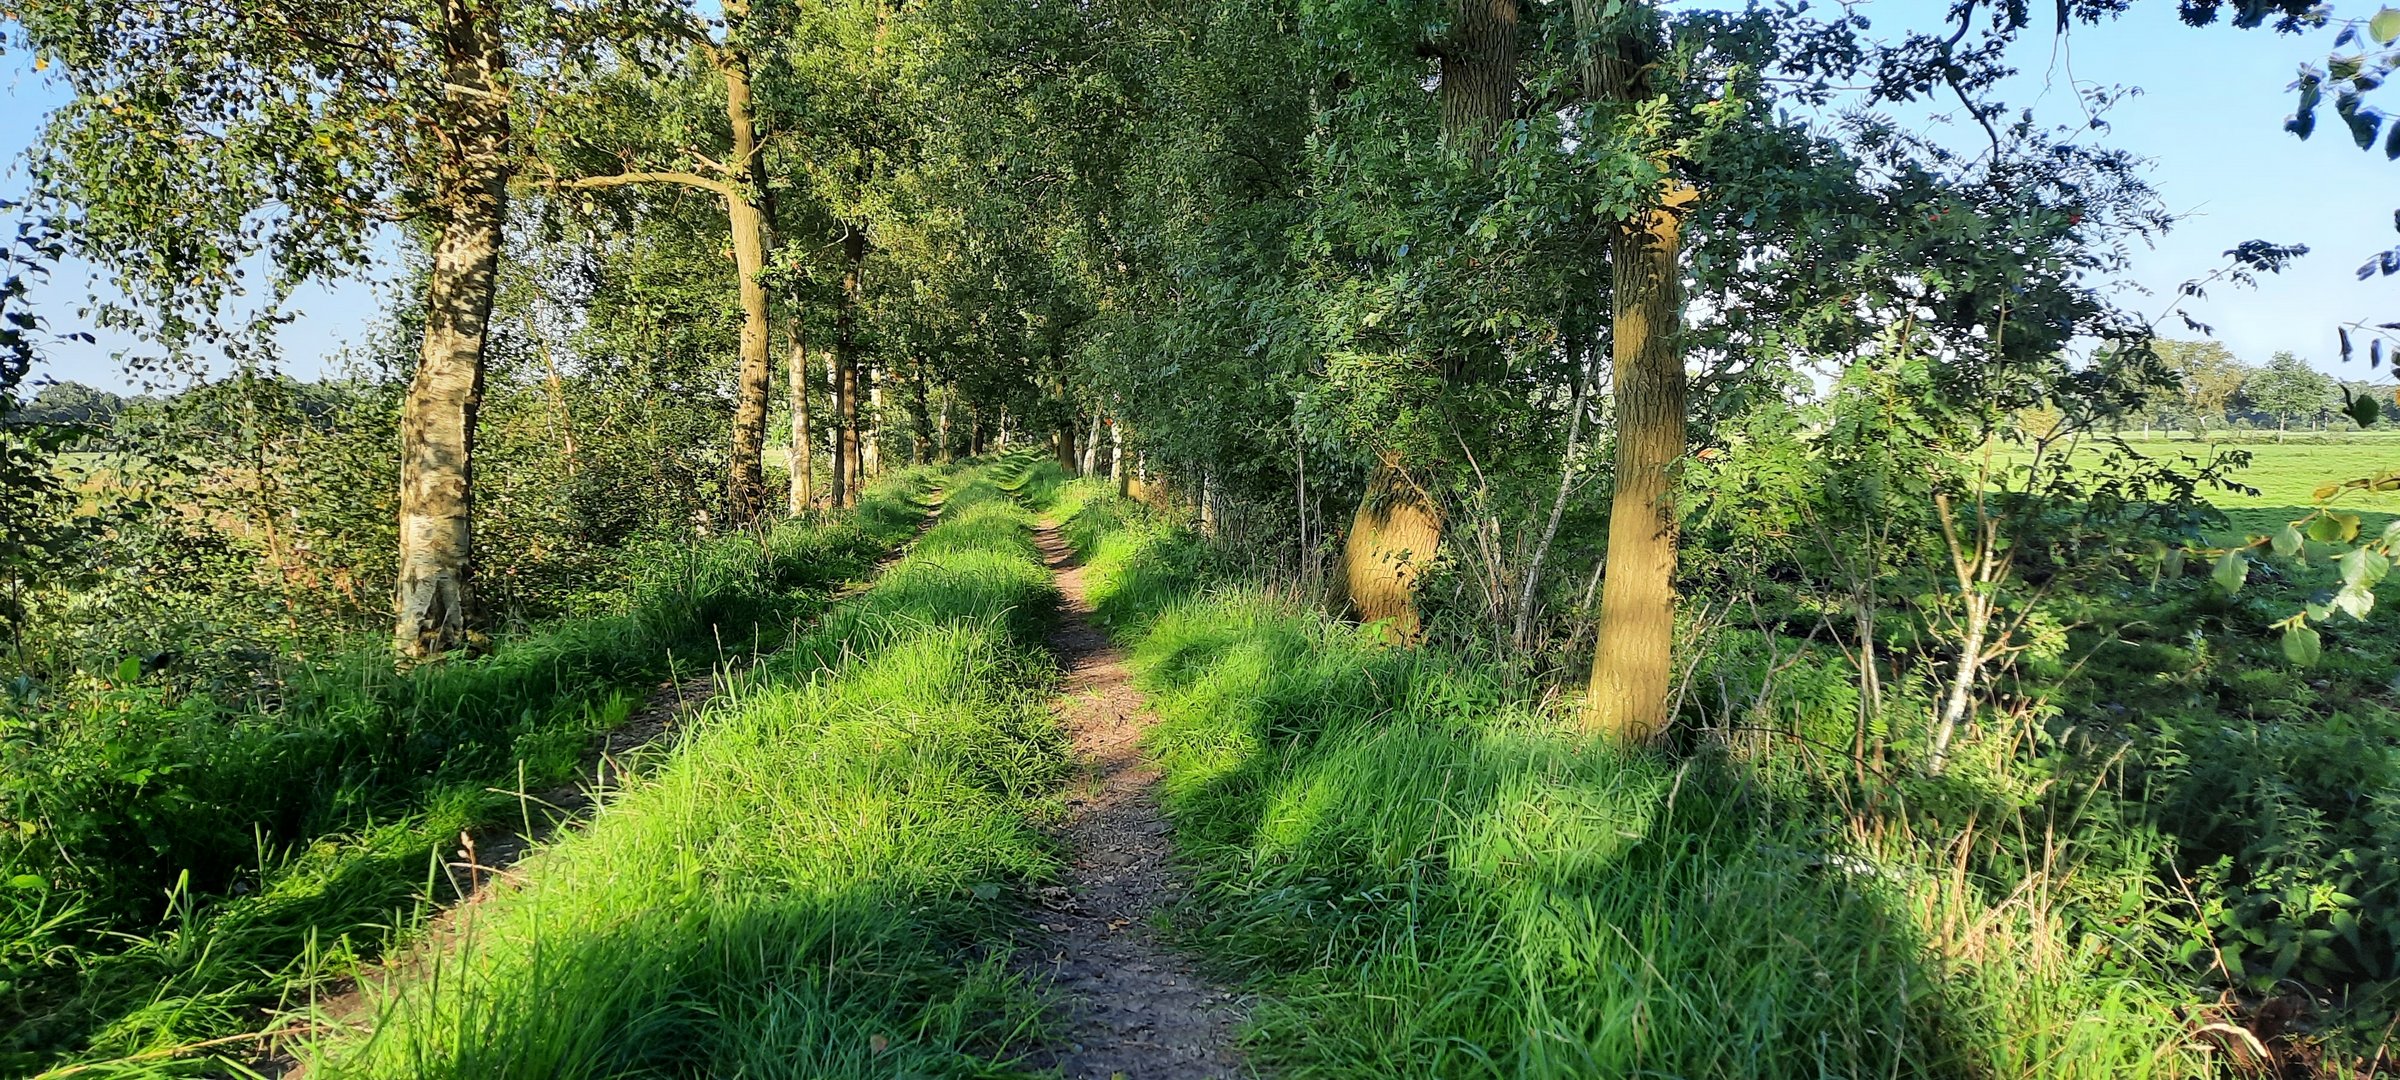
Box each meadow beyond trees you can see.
[3,0,2400,1076]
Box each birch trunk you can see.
[395,0,510,660]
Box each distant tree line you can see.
[2140,339,2396,435]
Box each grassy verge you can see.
[1040,474,2210,1080]
[1,472,934,1076]
[308,457,1069,1079]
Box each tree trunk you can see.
[873,362,892,480]
[832,227,864,507]
[787,322,813,514]
[1439,0,1520,157]
[1515,347,1592,651]
[1580,1,1691,740]
[395,0,510,661]
[526,310,577,478]
[906,361,933,464]
[938,384,953,462]
[1333,453,1441,639]
[1056,416,1079,476]
[717,10,773,524]
[1110,419,1126,496]
[1080,411,1102,475]
[1329,0,1517,639]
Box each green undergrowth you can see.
[310,455,1070,1079]
[1040,474,2209,1080]
[0,471,935,1076]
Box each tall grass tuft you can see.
[313,459,1070,1078]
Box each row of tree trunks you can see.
[393,0,510,661]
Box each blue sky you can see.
[1,0,2393,392]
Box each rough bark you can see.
[1080,410,1102,475]
[787,323,813,513]
[395,0,510,660]
[1580,3,1693,741]
[1439,0,1521,158]
[1056,417,1079,476]
[1333,453,1442,640]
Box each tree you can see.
[2243,351,2338,434]
[1325,0,1525,640]
[533,0,781,524]
[12,0,671,659]
[2151,338,2248,433]
[1580,0,1693,741]
[13,382,127,427]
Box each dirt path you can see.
[1021,523,1246,1080]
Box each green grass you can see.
[0,472,937,1077]
[2088,432,2400,539]
[307,457,1071,1079]
[1041,476,2208,1080]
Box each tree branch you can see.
[544,171,732,198]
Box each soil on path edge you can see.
[1020,523,1247,1080]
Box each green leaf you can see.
[2349,393,2384,428]
[2284,622,2324,666]
[2274,524,2306,557]
[970,882,1000,901]
[2292,78,2323,139]
[2336,584,2377,620]
[5,874,43,891]
[2341,545,2391,590]
[2341,93,2386,150]
[114,656,142,684]
[2309,514,2352,543]
[2371,7,2400,45]
[2213,549,2250,594]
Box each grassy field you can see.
[2106,431,2400,538]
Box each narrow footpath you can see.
[1021,523,1246,1080]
